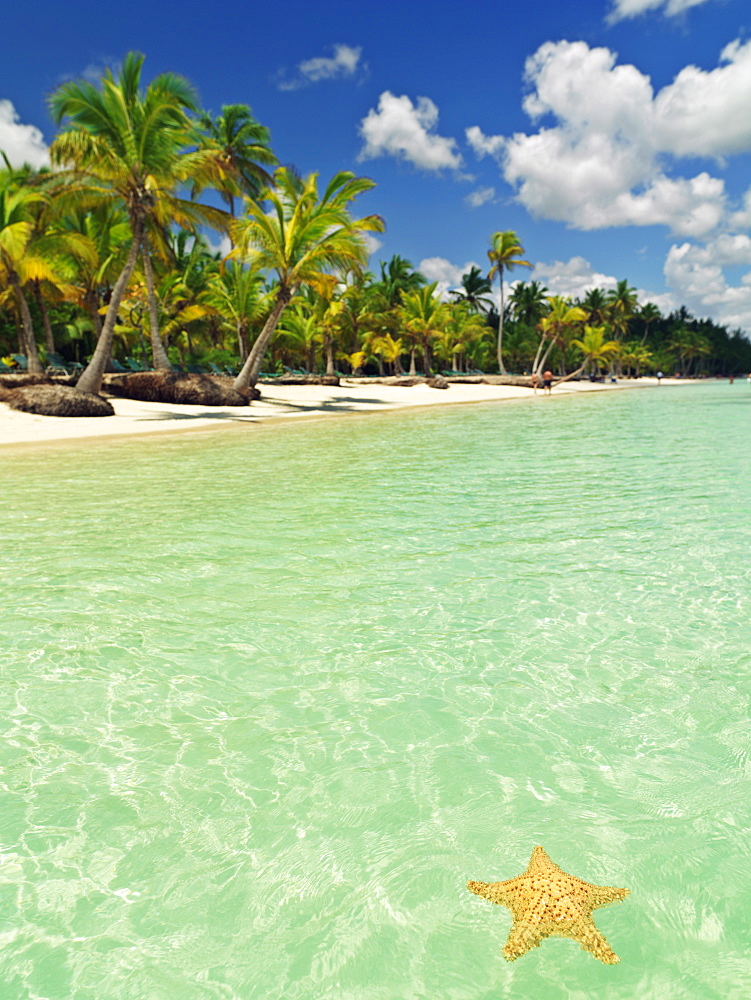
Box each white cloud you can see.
[654,40,751,157]
[465,186,496,208]
[359,92,463,171]
[531,255,678,313]
[418,257,480,299]
[207,234,232,258]
[277,44,363,91]
[664,239,751,329]
[531,255,619,300]
[361,232,383,257]
[729,186,751,230]
[466,126,505,160]
[608,0,713,23]
[0,100,49,168]
[466,38,751,237]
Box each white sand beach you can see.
[0,376,697,448]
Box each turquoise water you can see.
[2,382,751,999]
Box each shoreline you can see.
[0,376,703,450]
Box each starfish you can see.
[467,846,629,964]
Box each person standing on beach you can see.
[531,372,539,394]
[656,370,663,384]
[542,369,553,394]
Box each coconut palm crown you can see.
[48,51,228,392]
[487,230,531,374]
[229,166,384,392]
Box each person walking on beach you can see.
[531,372,539,394]
[656,370,663,384]
[542,369,553,394]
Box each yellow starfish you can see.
[467,846,629,964]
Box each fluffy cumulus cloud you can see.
[359,92,463,171]
[607,0,713,23]
[276,44,363,91]
[0,100,49,168]
[532,255,677,313]
[664,237,751,330]
[466,38,751,238]
[418,257,480,299]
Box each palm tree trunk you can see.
[233,289,290,393]
[551,363,586,387]
[538,336,558,374]
[237,322,248,362]
[408,349,416,375]
[11,280,43,373]
[87,294,103,338]
[141,233,172,371]
[77,229,142,394]
[325,335,335,376]
[422,342,432,375]
[497,271,507,375]
[34,283,56,354]
[531,333,546,377]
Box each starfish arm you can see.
[501,892,550,961]
[588,885,630,909]
[468,878,521,909]
[565,918,621,965]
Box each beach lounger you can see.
[11,354,28,371]
[46,352,84,375]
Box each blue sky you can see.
[2,0,750,331]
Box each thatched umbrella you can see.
[3,384,114,417]
[103,371,253,405]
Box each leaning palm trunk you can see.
[531,333,547,377]
[551,363,586,387]
[233,290,291,393]
[12,281,43,373]
[141,233,172,371]
[537,337,556,375]
[76,229,142,394]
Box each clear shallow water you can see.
[1,382,751,999]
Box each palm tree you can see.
[606,279,639,340]
[48,51,228,392]
[567,325,621,382]
[438,301,490,372]
[581,287,609,326]
[375,254,425,307]
[194,104,278,221]
[229,167,384,393]
[532,296,587,376]
[275,301,320,372]
[638,302,661,345]
[59,205,131,345]
[398,282,448,375]
[0,168,57,372]
[509,280,548,328]
[619,341,653,377]
[205,261,265,362]
[449,265,494,313]
[487,230,532,374]
[366,332,404,375]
